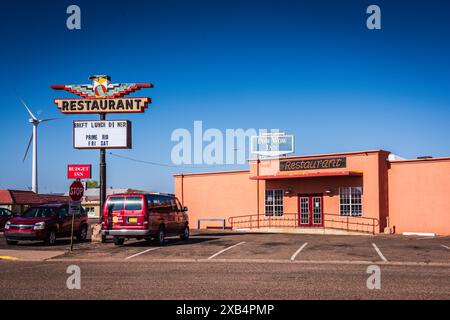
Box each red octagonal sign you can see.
[69,180,84,201]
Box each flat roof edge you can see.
[389,157,450,164]
[174,169,250,177]
[248,149,391,162]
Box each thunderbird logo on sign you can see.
[250,132,295,157]
[51,75,153,114]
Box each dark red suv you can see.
[4,202,89,246]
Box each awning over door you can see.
[250,171,363,180]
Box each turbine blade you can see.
[19,97,37,120]
[23,133,33,162]
[40,117,60,123]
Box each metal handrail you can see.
[228,212,379,234]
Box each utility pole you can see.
[99,113,106,224]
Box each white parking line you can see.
[207,241,246,260]
[124,247,163,260]
[417,235,448,240]
[372,243,388,262]
[290,242,308,261]
[441,244,450,250]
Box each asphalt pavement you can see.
[1,230,449,299]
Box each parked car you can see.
[0,208,16,231]
[4,202,89,246]
[101,193,189,246]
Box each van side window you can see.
[175,198,183,211]
[107,197,125,211]
[160,196,172,214]
[125,196,142,210]
[148,195,164,213]
[170,198,179,211]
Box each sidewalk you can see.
[0,249,66,261]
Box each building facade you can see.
[174,150,450,235]
[0,190,70,214]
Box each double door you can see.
[298,194,324,227]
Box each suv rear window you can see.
[125,196,142,210]
[107,197,125,210]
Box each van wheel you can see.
[6,239,18,245]
[156,226,165,245]
[77,224,88,241]
[180,225,190,241]
[101,234,107,243]
[113,236,125,246]
[46,230,57,246]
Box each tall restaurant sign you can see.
[280,157,346,171]
[51,75,153,114]
[52,75,153,224]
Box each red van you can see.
[101,193,189,246]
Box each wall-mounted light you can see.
[284,188,293,196]
[325,189,333,195]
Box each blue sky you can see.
[0,0,449,193]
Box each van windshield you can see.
[107,197,124,211]
[125,197,142,210]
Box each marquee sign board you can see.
[251,132,294,157]
[280,157,347,171]
[73,120,132,149]
[51,75,153,114]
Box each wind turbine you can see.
[20,97,59,194]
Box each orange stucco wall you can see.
[174,151,450,235]
[175,151,389,232]
[174,170,264,228]
[388,159,450,235]
[250,151,389,232]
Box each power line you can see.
[108,152,237,169]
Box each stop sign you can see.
[69,180,84,201]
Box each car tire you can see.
[45,229,57,246]
[101,234,107,243]
[6,239,18,245]
[113,236,125,246]
[77,224,88,242]
[156,226,165,246]
[180,225,190,241]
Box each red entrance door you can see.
[298,194,324,227]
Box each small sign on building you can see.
[250,132,294,157]
[73,120,132,149]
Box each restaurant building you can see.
[174,150,450,235]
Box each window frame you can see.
[265,189,284,217]
[339,187,363,217]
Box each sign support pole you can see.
[99,113,106,224]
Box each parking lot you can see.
[1,230,450,299]
[1,229,450,264]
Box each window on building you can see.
[265,189,283,216]
[339,187,362,216]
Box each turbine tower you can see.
[20,97,58,194]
